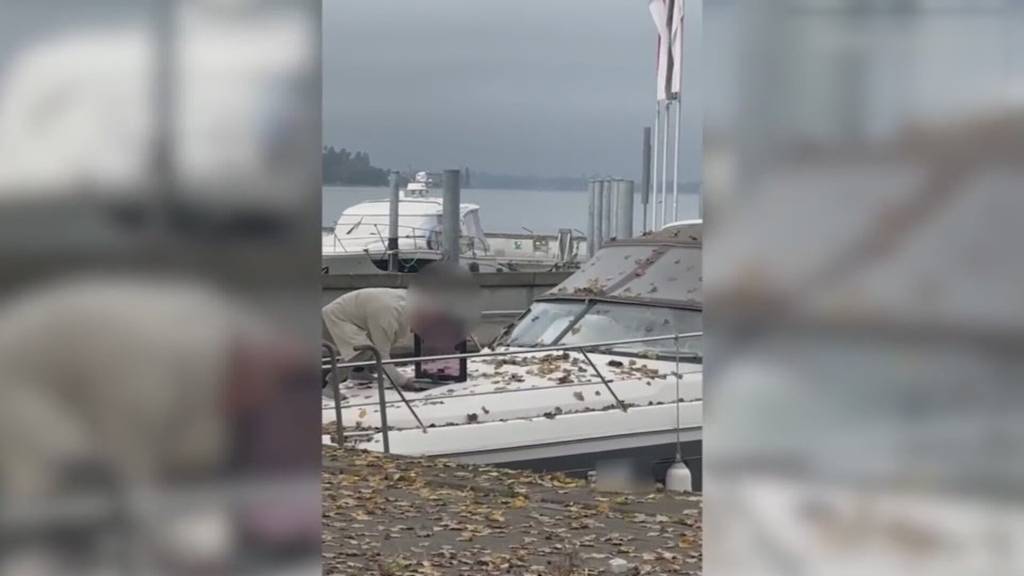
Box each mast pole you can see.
[672,93,681,223]
[660,101,670,229]
[651,103,661,233]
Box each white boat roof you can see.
[340,198,480,220]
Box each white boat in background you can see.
[402,170,435,195]
[322,172,588,274]
[323,221,703,486]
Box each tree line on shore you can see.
[322,146,388,186]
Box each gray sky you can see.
[323,0,702,182]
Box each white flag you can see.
[650,0,683,101]
[648,0,670,101]
[671,0,684,97]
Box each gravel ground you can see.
[322,447,702,575]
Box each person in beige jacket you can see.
[322,288,415,387]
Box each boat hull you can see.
[449,433,703,491]
[349,416,704,491]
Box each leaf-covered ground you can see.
[322,447,701,575]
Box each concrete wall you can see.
[321,271,571,348]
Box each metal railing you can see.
[322,331,702,453]
[322,223,488,256]
[323,223,587,263]
[321,342,344,445]
[480,310,525,318]
[322,223,432,254]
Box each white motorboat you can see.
[323,221,703,485]
[322,172,588,274]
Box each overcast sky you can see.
[323,0,702,182]
[1,1,702,184]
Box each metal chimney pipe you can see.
[601,178,612,243]
[387,171,401,272]
[641,127,651,233]
[587,179,597,257]
[442,169,462,265]
[610,179,620,240]
[617,179,635,239]
[594,179,605,250]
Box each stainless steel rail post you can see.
[322,341,344,445]
[353,345,429,454]
[358,346,391,453]
[378,368,428,432]
[579,349,628,412]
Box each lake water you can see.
[323,186,701,235]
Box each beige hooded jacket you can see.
[322,288,412,384]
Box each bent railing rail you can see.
[352,344,429,455]
[321,341,344,445]
[324,331,702,454]
[324,332,701,370]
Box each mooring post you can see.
[388,171,400,272]
[442,169,461,265]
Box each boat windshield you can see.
[559,302,701,357]
[504,301,587,347]
[503,300,701,358]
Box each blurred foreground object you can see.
[0,1,320,574]
[705,1,1024,574]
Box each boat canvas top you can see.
[542,222,701,310]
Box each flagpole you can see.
[660,100,670,229]
[672,93,681,223]
[651,102,661,233]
